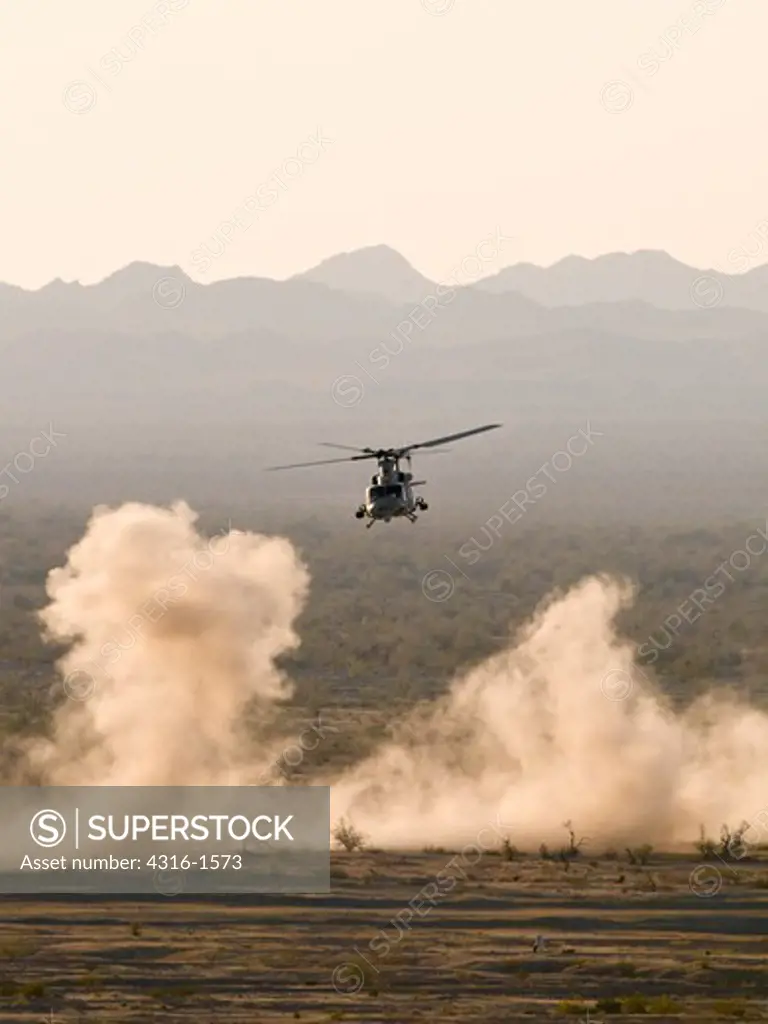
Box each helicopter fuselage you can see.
[354,459,427,525]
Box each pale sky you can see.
[1,0,765,288]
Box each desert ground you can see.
[0,845,766,1022]
[3,507,768,1021]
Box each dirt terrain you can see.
[0,848,766,1022]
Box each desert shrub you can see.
[594,997,622,1014]
[712,998,748,1018]
[501,837,520,861]
[562,820,587,858]
[648,994,683,1014]
[719,821,751,861]
[696,825,718,859]
[332,818,366,852]
[0,938,38,960]
[556,1000,588,1016]
[626,843,653,865]
[621,993,648,1013]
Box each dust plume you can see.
[16,508,768,851]
[17,501,309,786]
[330,574,768,850]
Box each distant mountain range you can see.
[293,245,768,313]
[5,246,768,322]
[1,246,766,512]
[2,248,767,345]
[475,250,768,311]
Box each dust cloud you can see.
[329,575,768,850]
[16,504,768,850]
[17,501,309,786]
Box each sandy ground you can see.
[0,849,766,1022]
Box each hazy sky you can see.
[2,0,765,288]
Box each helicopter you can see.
[265,423,502,527]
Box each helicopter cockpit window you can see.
[368,485,401,500]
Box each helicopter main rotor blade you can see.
[317,442,370,453]
[319,443,450,457]
[266,426,498,472]
[264,453,375,471]
[399,423,501,455]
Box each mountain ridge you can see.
[7,247,768,313]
